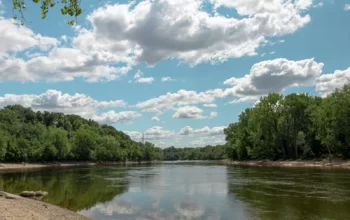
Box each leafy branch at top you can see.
[12,0,83,25]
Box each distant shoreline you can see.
[0,161,160,171]
[223,159,350,169]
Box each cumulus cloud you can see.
[132,70,155,84]
[316,67,350,97]
[179,126,226,136]
[0,16,131,82]
[136,89,220,111]
[93,111,142,124]
[0,17,58,56]
[0,47,132,82]
[152,116,160,122]
[125,126,176,141]
[191,136,226,146]
[172,106,216,119]
[222,58,324,102]
[0,0,319,82]
[161,77,175,82]
[73,0,312,66]
[203,103,217,108]
[0,90,139,124]
[345,4,350,11]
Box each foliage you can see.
[163,145,226,161]
[0,105,162,162]
[12,0,83,25]
[225,85,350,161]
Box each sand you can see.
[0,192,91,220]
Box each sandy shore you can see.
[224,159,350,169]
[0,161,159,171]
[0,192,90,220]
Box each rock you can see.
[34,191,48,197]
[0,191,21,199]
[20,190,48,197]
[20,191,36,197]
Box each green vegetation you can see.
[225,84,350,161]
[163,145,226,161]
[12,0,83,25]
[0,105,163,162]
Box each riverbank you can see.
[0,191,90,220]
[224,159,350,168]
[0,161,159,171]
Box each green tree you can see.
[12,0,83,25]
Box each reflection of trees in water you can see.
[0,166,129,211]
[226,166,350,220]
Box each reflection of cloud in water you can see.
[88,199,138,216]
[175,201,205,219]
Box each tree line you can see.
[0,105,163,162]
[1,85,349,163]
[224,84,350,161]
[163,145,226,161]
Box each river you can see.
[1,162,350,220]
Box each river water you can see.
[1,162,350,220]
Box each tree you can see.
[12,0,83,25]
[71,125,99,161]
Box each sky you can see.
[0,0,349,148]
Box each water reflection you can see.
[80,164,250,220]
[227,166,350,220]
[2,164,350,219]
[0,166,129,211]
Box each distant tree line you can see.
[224,85,350,161]
[0,105,163,162]
[163,145,226,161]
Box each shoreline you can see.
[223,159,350,169]
[0,161,160,171]
[0,191,91,220]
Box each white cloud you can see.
[172,106,216,119]
[125,125,227,147]
[173,106,205,119]
[0,47,132,82]
[132,70,155,84]
[93,111,141,124]
[179,126,226,136]
[0,17,58,56]
[75,0,312,66]
[136,89,220,111]
[125,126,176,141]
[209,111,218,119]
[97,100,127,108]
[0,90,138,124]
[316,67,350,97]
[161,77,175,82]
[152,116,160,122]
[345,4,350,11]
[191,136,225,146]
[203,103,217,108]
[222,58,324,102]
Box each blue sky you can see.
[0,0,349,148]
